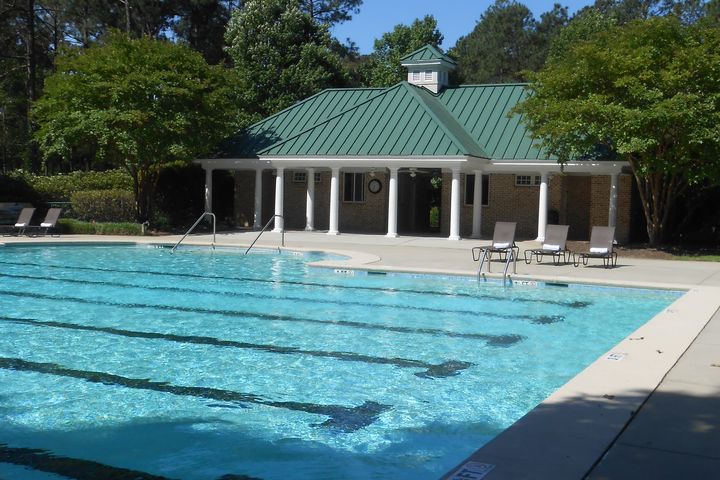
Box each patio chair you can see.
[2,207,35,236]
[26,208,62,237]
[524,224,570,265]
[573,226,617,268]
[471,221,519,274]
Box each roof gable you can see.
[259,82,487,158]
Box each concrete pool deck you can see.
[2,231,719,480]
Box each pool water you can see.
[0,245,680,479]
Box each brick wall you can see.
[232,169,632,242]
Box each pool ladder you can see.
[171,212,216,253]
[474,247,516,287]
[245,215,284,255]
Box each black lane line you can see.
[0,444,178,480]
[0,357,391,432]
[0,259,591,308]
[0,315,474,379]
[0,289,525,346]
[0,271,564,325]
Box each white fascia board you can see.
[194,158,267,170]
[400,59,455,69]
[486,159,628,174]
[258,156,478,170]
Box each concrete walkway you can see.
[2,230,720,480]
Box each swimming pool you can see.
[0,244,680,479]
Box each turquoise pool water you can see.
[0,245,680,480]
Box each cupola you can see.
[400,45,456,93]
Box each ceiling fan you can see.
[400,167,432,178]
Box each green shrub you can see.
[58,218,143,235]
[71,189,136,222]
[9,169,133,201]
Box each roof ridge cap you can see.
[402,83,488,158]
[257,83,402,155]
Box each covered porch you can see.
[195,157,629,243]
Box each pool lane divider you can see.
[0,357,391,433]
[0,289,526,346]
[0,259,591,309]
[0,315,474,379]
[0,272,565,325]
[0,444,177,480]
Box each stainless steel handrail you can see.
[171,212,216,253]
[245,215,284,255]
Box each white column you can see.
[328,167,340,235]
[448,168,461,241]
[272,167,284,232]
[471,170,483,238]
[386,167,399,237]
[204,168,213,213]
[253,169,263,229]
[608,173,619,228]
[305,168,315,231]
[536,172,549,242]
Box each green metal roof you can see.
[259,82,487,158]
[214,81,554,161]
[215,88,384,158]
[400,44,456,65]
[437,84,554,160]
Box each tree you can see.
[225,0,347,119]
[33,33,240,222]
[514,17,720,245]
[362,15,443,87]
[298,0,362,25]
[173,0,233,64]
[452,0,568,84]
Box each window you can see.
[412,71,420,81]
[515,175,541,186]
[343,172,365,203]
[464,174,489,206]
[292,171,321,183]
[424,70,433,81]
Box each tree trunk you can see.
[628,155,679,246]
[25,0,40,172]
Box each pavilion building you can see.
[196,45,631,242]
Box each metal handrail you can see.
[245,215,284,255]
[171,212,216,253]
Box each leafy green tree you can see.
[515,17,720,245]
[33,33,240,222]
[453,0,568,84]
[362,15,443,87]
[225,0,347,119]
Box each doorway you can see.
[398,169,443,235]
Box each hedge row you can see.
[58,218,143,235]
[70,189,136,223]
[7,169,133,201]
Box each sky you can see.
[331,0,596,54]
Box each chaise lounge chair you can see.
[524,224,570,265]
[471,221,519,273]
[26,207,62,237]
[2,207,36,236]
[573,226,617,268]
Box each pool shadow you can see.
[445,385,720,479]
